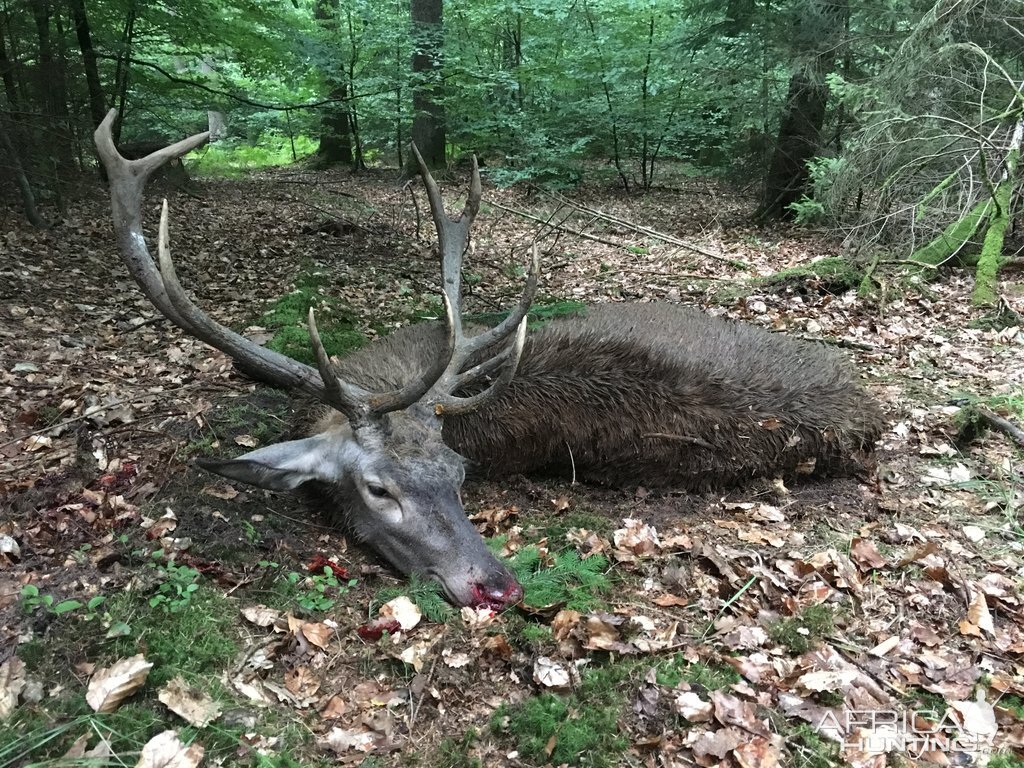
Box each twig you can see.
[0,384,206,451]
[977,408,1024,447]
[488,200,632,251]
[538,189,749,269]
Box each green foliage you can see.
[373,575,456,624]
[20,585,105,617]
[506,547,612,611]
[286,568,359,614]
[189,135,318,177]
[493,666,630,767]
[787,156,847,225]
[769,603,836,654]
[149,559,201,613]
[262,273,366,364]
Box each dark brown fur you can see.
[321,303,884,490]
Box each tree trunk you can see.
[314,0,355,167]
[756,0,846,220]
[68,0,106,129]
[110,3,137,145]
[0,109,47,227]
[410,0,445,168]
[756,69,828,218]
[32,0,75,176]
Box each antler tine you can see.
[97,108,405,424]
[433,318,528,417]
[306,294,459,420]
[410,143,538,417]
[153,198,326,400]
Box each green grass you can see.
[188,135,318,178]
[261,272,366,365]
[466,298,587,331]
[109,587,240,687]
[493,665,630,767]
[654,656,740,691]
[768,603,836,655]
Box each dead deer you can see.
[95,110,884,609]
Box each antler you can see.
[94,109,455,426]
[411,145,539,416]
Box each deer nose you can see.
[485,577,523,608]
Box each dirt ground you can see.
[1,166,1023,767]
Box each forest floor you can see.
[1,163,1023,768]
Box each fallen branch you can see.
[539,189,749,269]
[977,408,1024,448]
[488,200,636,251]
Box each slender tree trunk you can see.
[32,0,75,176]
[110,3,137,145]
[314,0,355,167]
[69,0,106,128]
[410,0,445,168]
[0,109,47,227]
[756,0,845,219]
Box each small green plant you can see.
[149,559,201,613]
[506,547,612,611]
[287,567,358,613]
[493,665,630,767]
[20,585,104,617]
[769,603,836,654]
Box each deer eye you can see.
[367,483,391,499]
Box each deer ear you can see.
[196,434,356,491]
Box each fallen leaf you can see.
[86,654,153,713]
[157,677,221,728]
[135,730,204,768]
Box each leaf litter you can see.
[1,168,1022,766]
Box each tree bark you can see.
[0,109,47,227]
[410,0,445,168]
[314,0,355,167]
[68,0,106,129]
[756,69,828,218]
[756,0,846,220]
[32,0,76,176]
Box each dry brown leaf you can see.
[86,654,153,713]
[652,593,688,607]
[0,656,26,719]
[533,656,572,689]
[959,589,995,637]
[135,730,204,768]
[379,596,422,631]
[157,676,221,728]
[674,691,713,722]
[850,537,886,570]
[300,622,333,650]
[240,604,283,628]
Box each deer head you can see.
[94,110,536,609]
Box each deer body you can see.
[318,303,882,490]
[94,111,882,610]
